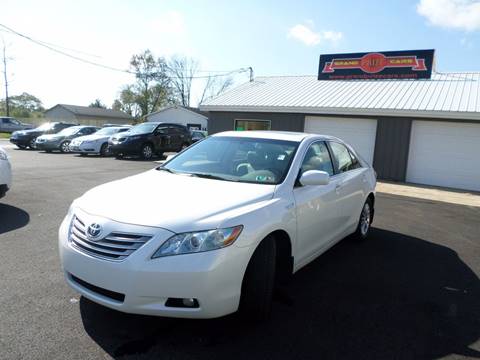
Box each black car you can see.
[10,122,76,149]
[109,122,192,160]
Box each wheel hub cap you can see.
[360,203,370,235]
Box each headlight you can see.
[126,135,142,141]
[151,226,243,258]
[0,149,8,160]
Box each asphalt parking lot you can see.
[1,139,480,360]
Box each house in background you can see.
[45,104,133,126]
[146,105,208,131]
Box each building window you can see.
[235,119,271,131]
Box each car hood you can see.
[14,129,43,137]
[74,134,107,142]
[38,134,64,141]
[75,169,275,233]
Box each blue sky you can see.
[1,0,480,107]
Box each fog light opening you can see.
[165,297,199,308]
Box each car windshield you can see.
[161,136,299,184]
[57,127,81,136]
[96,127,124,136]
[35,123,55,131]
[128,123,158,135]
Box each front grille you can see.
[69,216,152,261]
[70,274,125,302]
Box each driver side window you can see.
[300,142,334,176]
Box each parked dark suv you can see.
[109,122,192,160]
[10,122,77,149]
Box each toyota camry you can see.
[59,131,376,320]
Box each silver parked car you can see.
[0,117,33,133]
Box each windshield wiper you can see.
[156,167,176,174]
[188,172,234,181]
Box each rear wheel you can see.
[99,143,108,156]
[29,138,37,149]
[240,236,276,321]
[141,143,154,160]
[60,141,71,153]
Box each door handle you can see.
[335,183,343,193]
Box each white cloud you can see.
[287,22,343,46]
[150,10,186,35]
[417,0,480,32]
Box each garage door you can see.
[305,116,377,165]
[407,121,480,191]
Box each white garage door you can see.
[305,116,377,165]
[407,121,480,191]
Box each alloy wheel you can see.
[360,202,371,236]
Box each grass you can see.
[0,132,10,139]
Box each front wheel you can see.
[141,143,154,160]
[353,199,373,240]
[239,236,276,321]
[60,141,71,153]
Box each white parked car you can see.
[0,146,12,198]
[69,126,131,156]
[59,131,376,320]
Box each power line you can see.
[0,23,250,79]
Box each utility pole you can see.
[248,67,254,82]
[2,41,9,116]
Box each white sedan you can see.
[0,145,12,198]
[59,131,376,320]
[69,126,131,156]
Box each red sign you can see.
[323,53,427,74]
[318,50,434,80]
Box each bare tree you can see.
[198,75,233,105]
[166,56,199,107]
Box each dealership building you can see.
[200,51,480,192]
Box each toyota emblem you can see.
[87,223,102,239]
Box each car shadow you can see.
[0,203,30,234]
[79,228,480,359]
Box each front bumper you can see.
[59,209,250,318]
[0,160,11,198]
[36,141,61,151]
[109,141,142,155]
[10,137,31,147]
[70,142,101,154]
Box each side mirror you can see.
[166,154,175,162]
[299,170,330,186]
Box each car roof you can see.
[211,130,338,142]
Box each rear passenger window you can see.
[329,142,353,173]
[300,142,334,176]
[348,150,362,169]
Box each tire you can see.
[16,145,27,150]
[29,138,37,149]
[141,143,154,160]
[99,143,108,157]
[240,236,277,321]
[115,153,123,159]
[353,198,373,240]
[60,141,71,153]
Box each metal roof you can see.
[46,104,133,119]
[200,72,480,120]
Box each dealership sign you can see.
[318,49,435,80]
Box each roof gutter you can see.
[199,105,480,121]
